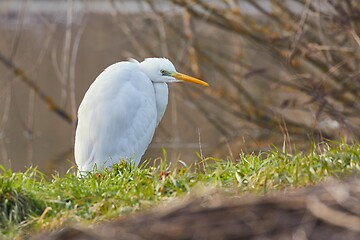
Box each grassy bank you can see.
[1,142,360,239]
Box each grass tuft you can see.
[0,142,359,239]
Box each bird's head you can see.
[138,58,209,87]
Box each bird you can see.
[74,58,209,172]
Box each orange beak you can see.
[171,72,209,87]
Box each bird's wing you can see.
[74,62,157,171]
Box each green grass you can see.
[1,142,360,239]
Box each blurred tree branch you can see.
[0,51,73,124]
[157,0,360,148]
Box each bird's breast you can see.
[153,82,168,126]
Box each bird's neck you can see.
[153,82,168,126]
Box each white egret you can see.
[74,58,209,172]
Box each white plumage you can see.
[74,58,208,172]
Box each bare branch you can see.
[0,52,73,124]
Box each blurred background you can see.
[0,0,359,175]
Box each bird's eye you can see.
[160,69,166,75]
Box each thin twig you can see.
[0,52,73,124]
